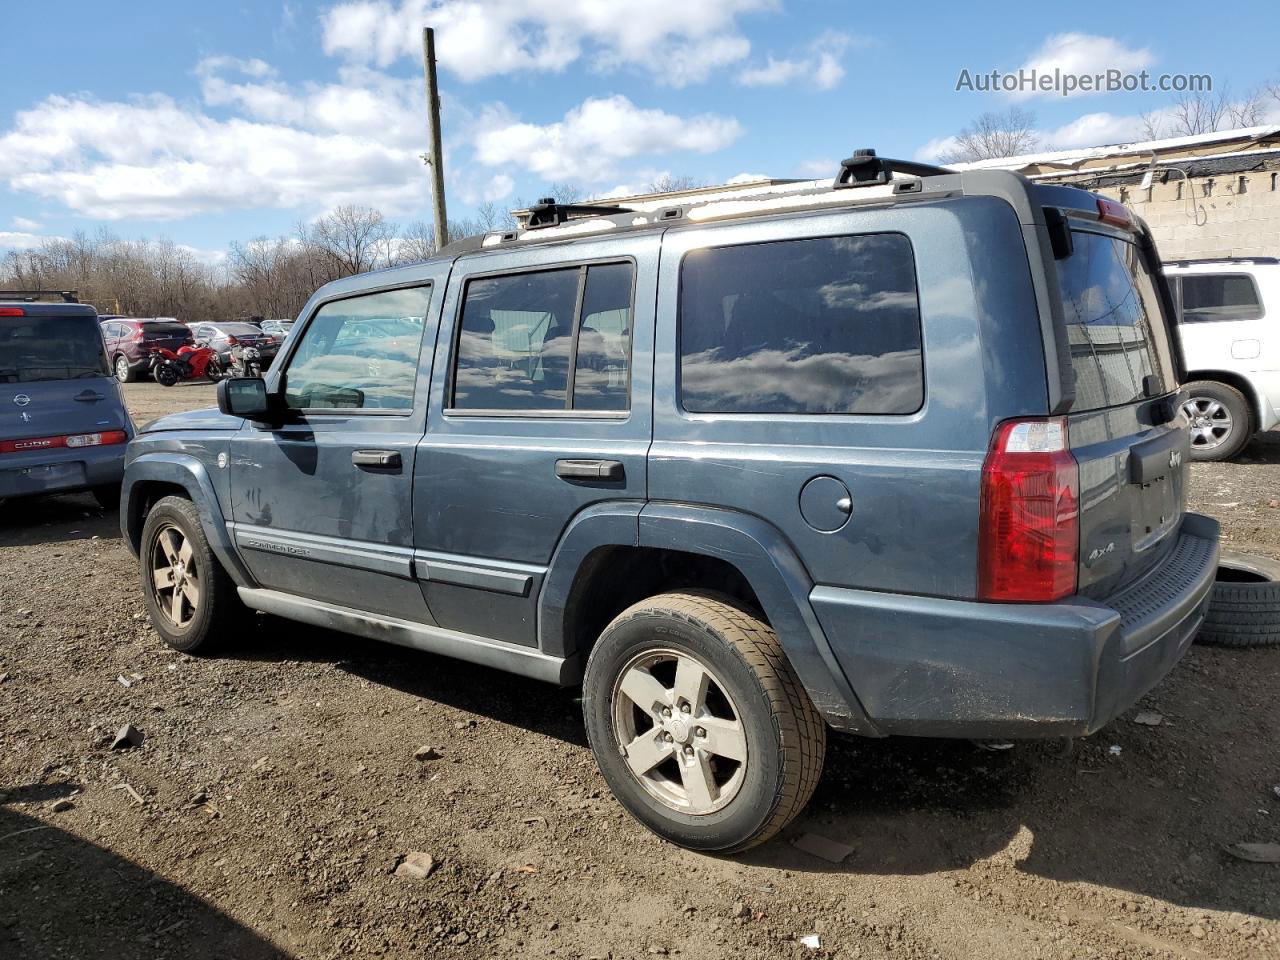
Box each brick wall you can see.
[1093,170,1280,260]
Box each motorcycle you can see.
[227,342,263,378]
[149,340,223,387]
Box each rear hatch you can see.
[0,313,129,442]
[138,321,193,353]
[1050,223,1185,598]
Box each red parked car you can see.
[100,318,194,383]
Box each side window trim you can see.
[280,281,433,416]
[445,256,636,416]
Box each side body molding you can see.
[121,452,256,587]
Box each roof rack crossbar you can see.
[834,149,953,189]
[525,197,635,229]
[0,289,79,303]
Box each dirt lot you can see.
[2,381,1278,960]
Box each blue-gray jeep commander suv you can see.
[121,153,1219,853]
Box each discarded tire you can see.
[1197,552,1280,648]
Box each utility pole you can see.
[421,27,449,252]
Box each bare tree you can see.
[1226,89,1266,128]
[392,220,438,265]
[306,205,395,280]
[938,108,1038,163]
[1168,91,1230,136]
[646,174,705,195]
[1140,111,1165,141]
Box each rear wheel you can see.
[139,495,245,653]
[583,591,826,853]
[154,362,181,387]
[114,355,135,384]
[1182,380,1253,462]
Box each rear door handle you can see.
[555,458,624,481]
[352,449,401,468]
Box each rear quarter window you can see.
[1178,273,1263,323]
[678,233,924,415]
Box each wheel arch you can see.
[538,501,880,735]
[1183,370,1266,430]
[122,453,255,586]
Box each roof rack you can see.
[525,197,635,229]
[0,289,79,303]
[1162,256,1280,266]
[834,149,954,188]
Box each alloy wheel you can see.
[115,356,130,382]
[611,648,748,815]
[1182,396,1233,450]
[149,523,200,628]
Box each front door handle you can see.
[555,458,624,481]
[352,449,401,468]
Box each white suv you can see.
[1163,257,1280,461]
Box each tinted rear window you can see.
[679,233,924,415]
[0,316,111,382]
[1178,274,1263,323]
[1056,231,1176,412]
[140,322,190,337]
[213,323,263,336]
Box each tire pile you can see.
[1198,552,1280,648]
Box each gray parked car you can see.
[120,155,1219,852]
[2,298,133,507]
[190,321,280,368]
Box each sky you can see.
[2,0,1277,266]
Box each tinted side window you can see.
[679,233,923,414]
[1057,231,1175,412]
[451,262,634,412]
[1179,274,1263,323]
[284,286,431,411]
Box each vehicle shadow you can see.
[0,801,288,959]
[1239,429,1280,465]
[0,494,118,547]
[229,615,589,748]
[745,720,1279,922]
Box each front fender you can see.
[121,452,255,587]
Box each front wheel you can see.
[583,591,826,853]
[1182,380,1254,461]
[139,495,246,653]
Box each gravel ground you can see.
[1,381,1277,960]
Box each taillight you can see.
[0,307,25,317]
[129,326,143,340]
[0,430,128,454]
[977,417,1079,603]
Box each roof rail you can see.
[834,149,954,189]
[1162,256,1280,266]
[0,289,79,303]
[525,197,635,229]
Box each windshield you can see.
[1056,230,1177,412]
[0,316,112,383]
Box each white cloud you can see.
[0,230,64,251]
[320,0,772,86]
[726,172,771,184]
[737,31,859,91]
[472,95,742,182]
[1009,33,1154,100]
[10,216,41,230]
[914,136,960,163]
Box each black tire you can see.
[154,362,180,387]
[583,591,826,853]
[1197,552,1280,648]
[139,495,245,653]
[91,484,121,511]
[114,354,135,384]
[1182,380,1254,462]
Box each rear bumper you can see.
[811,513,1220,738]
[0,443,126,499]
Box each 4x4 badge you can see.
[13,394,31,406]
[1169,450,1183,468]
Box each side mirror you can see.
[217,377,271,419]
